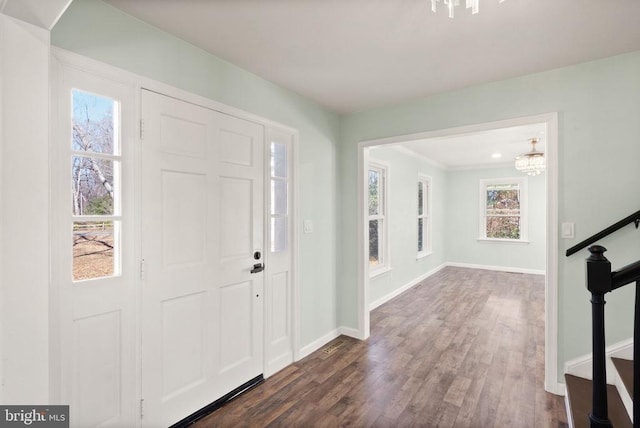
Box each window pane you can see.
[418,218,424,252]
[418,182,423,215]
[486,187,520,215]
[369,170,379,215]
[72,90,119,155]
[72,156,117,216]
[271,217,288,252]
[73,221,117,281]
[486,216,521,239]
[271,142,287,178]
[369,220,380,267]
[271,180,287,215]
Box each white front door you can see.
[140,90,265,427]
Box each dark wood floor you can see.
[195,267,568,427]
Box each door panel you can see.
[219,177,253,259]
[161,292,207,399]
[141,90,264,427]
[73,311,122,427]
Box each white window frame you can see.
[70,89,123,282]
[269,140,289,254]
[479,177,529,243]
[368,161,390,276]
[417,174,432,258]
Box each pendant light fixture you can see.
[515,138,545,176]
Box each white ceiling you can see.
[393,122,546,169]
[102,0,638,168]
[105,0,640,113]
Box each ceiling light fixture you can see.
[514,138,545,176]
[431,0,506,18]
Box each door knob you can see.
[250,263,264,274]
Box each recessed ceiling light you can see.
[491,153,502,159]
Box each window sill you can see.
[370,266,392,278]
[477,238,530,244]
[416,251,432,260]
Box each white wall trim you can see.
[545,112,561,395]
[357,112,561,395]
[564,338,633,420]
[298,329,341,360]
[445,262,545,276]
[338,326,361,339]
[369,264,446,311]
[564,338,633,380]
[0,13,5,403]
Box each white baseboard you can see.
[298,329,341,360]
[564,338,633,380]
[296,326,367,362]
[547,381,565,396]
[338,326,361,340]
[445,262,545,275]
[369,264,446,311]
[564,338,634,422]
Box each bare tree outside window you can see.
[71,90,120,281]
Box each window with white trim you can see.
[479,177,528,241]
[368,163,388,273]
[71,89,122,281]
[270,141,288,252]
[417,174,432,256]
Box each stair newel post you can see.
[635,280,640,426]
[586,245,613,428]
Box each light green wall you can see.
[52,0,640,382]
[340,51,640,379]
[52,0,341,347]
[366,150,545,307]
[368,146,447,305]
[446,167,546,271]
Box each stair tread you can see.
[564,374,632,428]
[612,357,633,397]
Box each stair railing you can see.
[567,210,640,428]
[566,210,640,256]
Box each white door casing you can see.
[140,90,264,427]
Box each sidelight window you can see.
[71,89,122,281]
[270,142,289,252]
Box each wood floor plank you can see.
[194,267,568,427]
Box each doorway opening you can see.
[356,113,560,394]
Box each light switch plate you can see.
[562,222,575,239]
[303,219,313,234]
